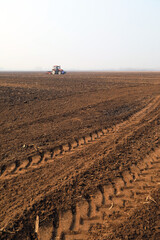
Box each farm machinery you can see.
[47,65,66,75]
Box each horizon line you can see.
[1,69,160,72]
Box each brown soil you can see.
[0,72,159,240]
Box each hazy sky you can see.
[0,0,160,71]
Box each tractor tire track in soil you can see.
[31,148,160,240]
[0,94,159,240]
[0,96,159,180]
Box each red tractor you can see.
[51,65,66,75]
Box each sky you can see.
[0,0,160,71]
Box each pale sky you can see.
[0,0,160,71]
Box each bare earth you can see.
[0,72,159,240]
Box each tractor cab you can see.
[52,65,63,74]
[48,65,66,75]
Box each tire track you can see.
[0,129,107,179]
[35,148,160,240]
[0,96,159,179]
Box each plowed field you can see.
[0,72,159,239]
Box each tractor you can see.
[52,65,66,75]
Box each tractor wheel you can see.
[58,71,61,75]
[52,71,56,75]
